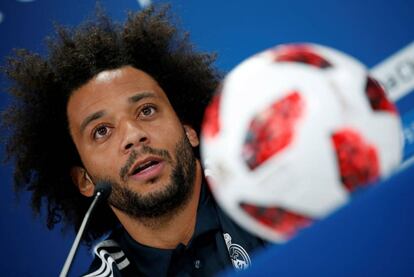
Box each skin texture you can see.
[67,66,203,248]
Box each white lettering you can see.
[371,42,414,101]
[404,121,414,145]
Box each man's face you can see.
[67,66,199,219]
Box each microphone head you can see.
[94,181,112,200]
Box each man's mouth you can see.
[129,157,165,181]
[131,160,159,175]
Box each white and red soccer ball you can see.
[201,43,403,243]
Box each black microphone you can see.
[94,181,112,200]
[59,181,112,277]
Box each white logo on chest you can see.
[223,233,252,271]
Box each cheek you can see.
[152,117,186,147]
[79,144,120,179]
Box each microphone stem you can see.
[59,192,102,277]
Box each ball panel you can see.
[240,202,312,239]
[202,92,222,140]
[242,92,304,170]
[332,128,380,192]
[365,76,398,114]
[270,44,333,69]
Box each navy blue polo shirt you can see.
[84,183,266,277]
[117,183,230,276]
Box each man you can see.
[2,6,264,276]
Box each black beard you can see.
[96,134,196,221]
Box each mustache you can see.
[119,145,172,181]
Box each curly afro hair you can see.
[1,5,220,243]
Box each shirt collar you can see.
[191,180,220,241]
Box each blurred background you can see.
[0,0,413,276]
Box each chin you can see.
[130,176,171,195]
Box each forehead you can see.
[73,66,167,99]
[66,66,171,127]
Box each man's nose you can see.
[119,119,149,153]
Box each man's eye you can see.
[93,126,110,140]
[140,105,156,117]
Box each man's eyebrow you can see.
[79,92,156,134]
[80,110,105,134]
[128,91,156,103]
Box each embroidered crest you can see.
[83,239,130,277]
[223,233,252,271]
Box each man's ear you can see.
[184,125,199,147]
[70,166,95,197]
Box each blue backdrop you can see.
[0,0,413,276]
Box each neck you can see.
[112,160,203,249]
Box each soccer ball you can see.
[201,43,403,243]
